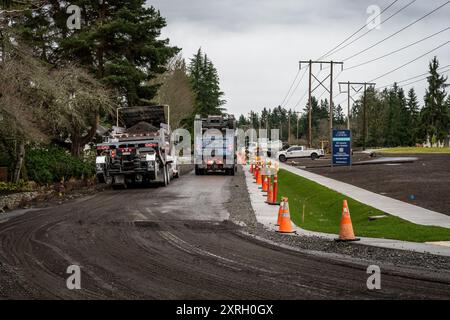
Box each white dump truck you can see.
[95,105,177,188]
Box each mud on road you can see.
[0,167,450,300]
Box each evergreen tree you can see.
[407,88,420,145]
[420,57,449,142]
[13,0,179,107]
[188,48,226,116]
[334,104,345,127]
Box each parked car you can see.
[277,145,325,162]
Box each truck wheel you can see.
[166,166,171,185]
[195,167,203,176]
[161,166,169,187]
[279,155,287,163]
[311,153,319,161]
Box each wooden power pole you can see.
[300,60,343,149]
[338,81,376,150]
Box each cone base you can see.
[334,238,361,242]
[265,201,281,206]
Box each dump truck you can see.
[95,105,177,188]
[194,115,237,176]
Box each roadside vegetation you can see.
[380,147,450,154]
[0,1,226,187]
[277,169,450,242]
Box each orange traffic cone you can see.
[266,178,280,205]
[276,198,287,226]
[262,175,269,193]
[336,200,360,242]
[278,199,293,233]
[254,165,259,183]
[257,171,263,187]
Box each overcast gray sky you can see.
[147,0,450,117]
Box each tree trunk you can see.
[70,113,100,157]
[12,141,25,183]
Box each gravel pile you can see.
[225,166,450,273]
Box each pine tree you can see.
[13,0,179,107]
[334,104,345,127]
[188,48,226,117]
[407,88,420,145]
[420,57,449,142]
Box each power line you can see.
[317,0,401,60]
[376,64,450,89]
[326,0,417,59]
[289,1,400,110]
[342,1,450,62]
[400,70,450,87]
[283,67,309,107]
[345,27,450,71]
[369,40,450,82]
[337,65,450,105]
[280,69,301,107]
[293,67,323,110]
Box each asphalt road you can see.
[0,170,450,300]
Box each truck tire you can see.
[161,166,169,187]
[195,166,203,176]
[311,153,319,161]
[166,165,171,185]
[279,155,287,163]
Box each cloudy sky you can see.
[147,0,450,117]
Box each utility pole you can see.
[300,60,344,149]
[338,81,376,150]
[288,113,291,145]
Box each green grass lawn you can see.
[379,147,450,154]
[277,169,450,243]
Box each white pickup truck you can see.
[277,145,325,162]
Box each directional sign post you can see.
[332,130,352,167]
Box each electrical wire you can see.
[341,1,450,62]
[344,26,450,71]
[317,0,401,60]
[326,0,417,59]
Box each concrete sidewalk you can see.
[280,162,450,229]
[244,167,450,257]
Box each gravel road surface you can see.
[0,167,449,300]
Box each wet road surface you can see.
[0,171,449,299]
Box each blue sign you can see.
[332,130,352,167]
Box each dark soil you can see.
[289,153,450,215]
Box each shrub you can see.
[25,145,95,184]
[0,180,32,193]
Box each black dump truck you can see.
[95,105,176,188]
[194,115,237,176]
